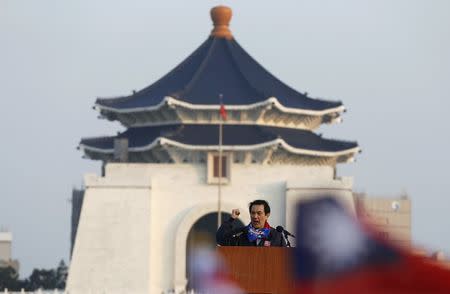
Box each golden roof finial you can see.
[210,6,233,39]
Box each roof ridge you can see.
[224,39,266,100]
[230,40,302,100]
[139,38,213,99]
[177,37,219,99]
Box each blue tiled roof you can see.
[96,37,342,111]
[80,124,357,152]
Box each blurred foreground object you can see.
[294,197,450,294]
[189,242,244,294]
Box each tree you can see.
[0,260,68,291]
[0,266,20,291]
[55,259,68,289]
[25,268,57,291]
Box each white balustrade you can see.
[1,290,65,294]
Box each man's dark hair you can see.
[249,199,271,215]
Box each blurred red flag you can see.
[219,103,227,120]
[293,197,450,294]
[295,254,450,294]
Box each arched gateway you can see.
[174,203,247,292]
[68,5,359,294]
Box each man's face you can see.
[250,204,269,229]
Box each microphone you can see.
[217,225,247,246]
[231,226,246,237]
[224,225,247,238]
[276,226,296,238]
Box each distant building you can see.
[355,193,411,247]
[0,231,20,273]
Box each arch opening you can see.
[185,212,244,291]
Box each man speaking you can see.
[216,200,286,247]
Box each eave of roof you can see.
[95,96,345,116]
[79,124,359,157]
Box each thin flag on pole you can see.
[219,100,227,120]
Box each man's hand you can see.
[231,208,240,219]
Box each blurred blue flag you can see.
[293,196,450,294]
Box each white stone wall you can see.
[67,173,152,294]
[285,176,355,247]
[68,163,354,293]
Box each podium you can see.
[217,247,295,294]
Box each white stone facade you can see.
[67,162,354,294]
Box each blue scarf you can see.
[247,223,271,242]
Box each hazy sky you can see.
[1,0,449,277]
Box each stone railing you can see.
[2,290,65,294]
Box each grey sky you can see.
[1,0,449,277]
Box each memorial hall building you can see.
[67,6,364,293]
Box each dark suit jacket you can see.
[216,217,286,247]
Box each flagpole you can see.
[218,119,223,229]
[218,94,224,230]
